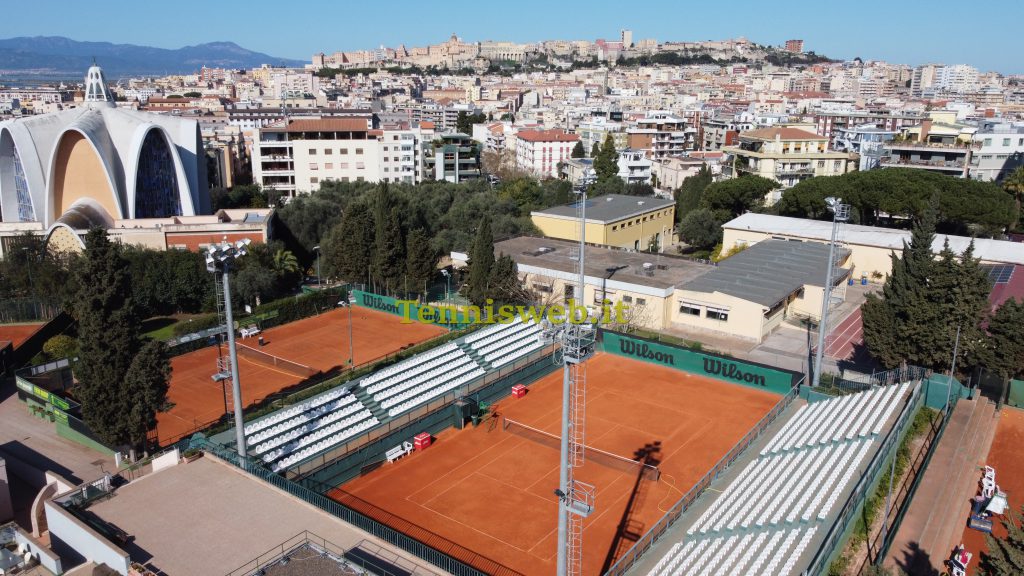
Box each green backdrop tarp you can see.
[1008,379,1024,408]
[352,290,472,329]
[600,331,799,395]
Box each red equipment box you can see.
[413,432,432,451]
[511,384,527,399]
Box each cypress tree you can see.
[371,184,405,294]
[468,216,494,306]
[123,340,170,450]
[323,201,374,284]
[571,141,585,158]
[980,504,1024,575]
[405,228,438,299]
[73,229,144,447]
[487,253,527,305]
[984,298,1024,403]
[593,134,619,182]
[590,141,600,158]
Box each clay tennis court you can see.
[0,323,43,348]
[331,352,780,575]
[154,307,445,445]
[958,407,1024,575]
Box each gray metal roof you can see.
[532,194,674,224]
[682,239,849,307]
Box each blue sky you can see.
[5,0,1023,73]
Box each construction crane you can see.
[555,178,597,576]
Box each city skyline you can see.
[2,0,1023,74]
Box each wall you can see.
[0,457,12,522]
[518,270,670,330]
[600,330,799,394]
[44,500,131,575]
[670,289,767,342]
[12,525,63,574]
[531,205,676,250]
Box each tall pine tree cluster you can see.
[73,229,170,452]
[862,200,992,370]
[466,215,526,307]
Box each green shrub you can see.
[171,313,222,337]
[42,334,78,360]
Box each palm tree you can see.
[1003,166,1024,230]
[272,249,299,276]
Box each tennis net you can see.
[237,344,319,378]
[502,417,660,481]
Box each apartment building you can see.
[577,116,627,152]
[252,117,423,195]
[724,126,858,201]
[616,149,653,185]
[880,112,976,178]
[422,133,482,182]
[515,129,579,178]
[970,123,1024,182]
[813,110,923,141]
[626,112,695,159]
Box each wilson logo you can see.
[618,339,676,365]
[703,358,767,387]
[361,294,401,314]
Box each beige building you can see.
[721,213,1024,283]
[724,126,859,203]
[497,235,848,343]
[530,194,675,251]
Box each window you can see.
[342,177,350,182]
[532,283,553,293]
[706,307,729,321]
[384,167,389,172]
[982,155,993,160]
[622,295,633,303]
[356,176,364,182]
[310,177,319,184]
[324,149,333,155]
[1019,138,1023,146]
[818,160,825,168]
[356,148,364,155]
[679,303,701,316]
[356,162,365,169]
[308,148,317,155]
[1004,138,1012,146]
[636,298,646,306]
[984,138,993,146]
[309,163,318,170]
[383,146,389,151]
[612,225,618,230]
[324,163,333,169]
[340,149,349,154]
[340,162,349,169]
[833,160,842,171]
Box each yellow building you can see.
[530,194,676,251]
[496,235,849,343]
[724,126,859,203]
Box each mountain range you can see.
[0,36,305,78]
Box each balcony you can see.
[884,140,972,152]
[879,157,966,172]
[775,165,816,176]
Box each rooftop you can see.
[264,118,370,133]
[724,213,1024,266]
[496,236,712,291]
[83,457,441,576]
[516,129,579,143]
[740,127,828,141]
[532,194,674,224]
[682,240,849,307]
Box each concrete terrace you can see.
[84,456,445,576]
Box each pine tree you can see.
[980,504,1024,575]
[590,141,600,158]
[371,185,405,294]
[674,164,713,221]
[123,340,170,450]
[468,215,495,306]
[985,298,1024,403]
[487,253,528,305]
[405,228,438,299]
[949,239,992,368]
[571,141,585,158]
[73,229,143,447]
[593,134,619,182]
[323,202,374,283]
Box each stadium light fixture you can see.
[205,237,252,458]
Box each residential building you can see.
[616,148,653,185]
[627,112,694,159]
[724,126,859,201]
[813,110,923,142]
[969,122,1024,182]
[701,115,751,151]
[784,40,804,53]
[880,112,976,178]
[530,194,675,251]
[650,155,716,192]
[514,129,579,178]
[577,116,627,153]
[833,124,897,171]
[560,158,596,185]
[422,133,481,182]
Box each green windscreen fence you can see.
[352,290,474,329]
[600,330,800,395]
[1008,379,1024,408]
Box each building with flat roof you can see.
[514,129,579,178]
[530,194,675,251]
[44,454,440,576]
[721,213,1024,282]
[498,235,847,342]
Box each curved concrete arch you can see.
[0,124,47,223]
[126,123,193,218]
[44,221,88,253]
[45,124,124,225]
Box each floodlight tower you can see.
[206,237,252,457]
[812,198,849,387]
[556,177,597,576]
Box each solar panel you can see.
[982,264,1014,284]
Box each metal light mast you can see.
[556,179,596,576]
[812,197,849,387]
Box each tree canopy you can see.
[700,175,778,220]
[679,208,724,250]
[778,168,1017,236]
[593,134,619,182]
[674,164,713,222]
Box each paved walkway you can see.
[884,397,998,574]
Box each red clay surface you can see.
[825,307,863,360]
[959,407,1024,575]
[154,307,445,445]
[331,353,780,575]
[0,323,44,348]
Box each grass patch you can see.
[142,314,209,340]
